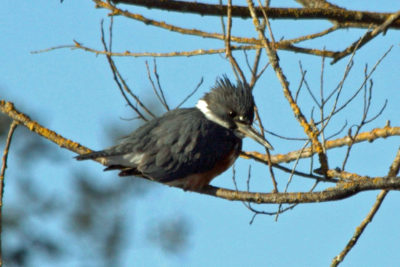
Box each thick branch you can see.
[198,176,400,203]
[110,0,400,29]
[0,100,91,157]
[92,1,340,59]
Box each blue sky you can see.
[2,1,400,266]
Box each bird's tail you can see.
[75,151,110,160]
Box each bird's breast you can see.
[166,141,241,191]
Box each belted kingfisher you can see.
[76,77,273,190]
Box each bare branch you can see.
[254,106,277,192]
[89,1,341,59]
[100,20,155,120]
[282,25,339,45]
[242,125,400,164]
[299,62,320,107]
[32,43,264,58]
[152,59,170,110]
[196,176,400,204]
[315,46,392,127]
[275,139,311,219]
[145,60,170,111]
[246,48,265,89]
[0,121,17,199]
[331,148,400,266]
[247,0,329,175]
[0,100,91,157]
[224,0,247,84]
[176,77,204,109]
[109,0,400,30]
[295,0,342,9]
[331,10,400,64]
[0,120,18,265]
[273,164,335,183]
[94,0,259,46]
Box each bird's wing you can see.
[135,109,240,183]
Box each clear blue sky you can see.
[2,1,400,266]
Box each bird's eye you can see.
[228,110,236,118]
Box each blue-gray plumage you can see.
[76,77,273,190]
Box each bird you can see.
[76,77,273,191]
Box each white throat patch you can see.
[196,99,230,129]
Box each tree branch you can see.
[88,1,343,59]
[198,176,400,204]
[0,120,18,267]
[331,10,400,64]
[0,100,91,157]
[331,147,400,266]
[242,125,400,164]
[110,0,400,29]
[246,0,329,176]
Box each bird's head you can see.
[196,77,273,150]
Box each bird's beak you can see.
[235,122,274,150]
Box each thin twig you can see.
[32,40,339,58]
[0,120,18,266]
[341,68,372,170]
[294,62,306,102]
[364,98,387,124]
[262,128,307,141]
[275,139,311,220]
[317,41,362,144]
[242,167,279,224]
[257,0,275,43]
[326,120,348,140]
[273,164,335,183]
[152,59,170,110]
[32,43,264,57]
[245,47,266,89]
[299,62,320,107]
[145,61,166,110]
[275,179,320,222]
[317,46,392,125]
[281,25,339,45]
[248,48,263,89]
[319,54,327,155]
[100,20,154,120]
[176,77,203,109]
[254,106,277,192]
[0,121,18,203]
[224,0,247,84]
[241,166,304,224]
